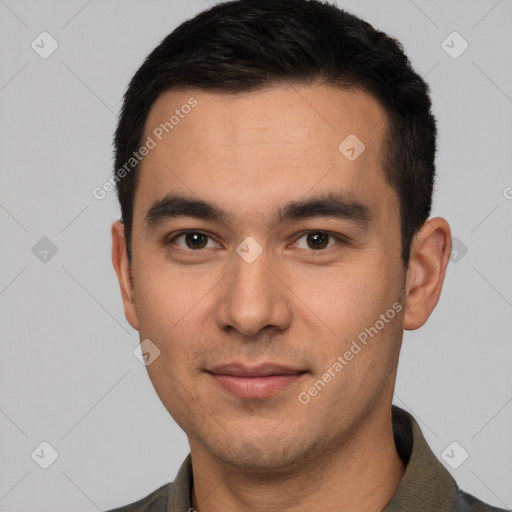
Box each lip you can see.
[207,363,307,399]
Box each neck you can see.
[190,404,405,512]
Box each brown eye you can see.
[294,232,337,251]
[306,232,329,250]
[171,232,216,250]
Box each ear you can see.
[403,217,452,331]
[111,220,139,331]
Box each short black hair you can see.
[114,0,436,266]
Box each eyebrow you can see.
[145,192,372,229]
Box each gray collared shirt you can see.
[105,406,509,511]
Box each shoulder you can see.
[388,407,509,512]
[458,489,510,512]
[104,482,173,512]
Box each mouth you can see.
[206,363,308,399]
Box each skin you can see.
[112,83,451,512]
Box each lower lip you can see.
[209,373,306,399]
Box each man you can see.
[108,0,506,510]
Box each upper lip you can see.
[207,363,306,377]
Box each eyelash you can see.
[164,230,348,252]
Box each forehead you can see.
[135,83,393,226]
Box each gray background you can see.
[1,0,511,510]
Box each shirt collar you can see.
[383,405,460,511]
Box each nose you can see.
[215,246,292,337]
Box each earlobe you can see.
[403,217,452,331]
[111,220,139,331]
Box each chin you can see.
[203,430,321,477]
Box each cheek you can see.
[144,357,201,436]
[132,253,210,338]
[298,260,404,387]
[132,262,217,376]
[299,258,398,326]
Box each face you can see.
[118,83,408,473]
